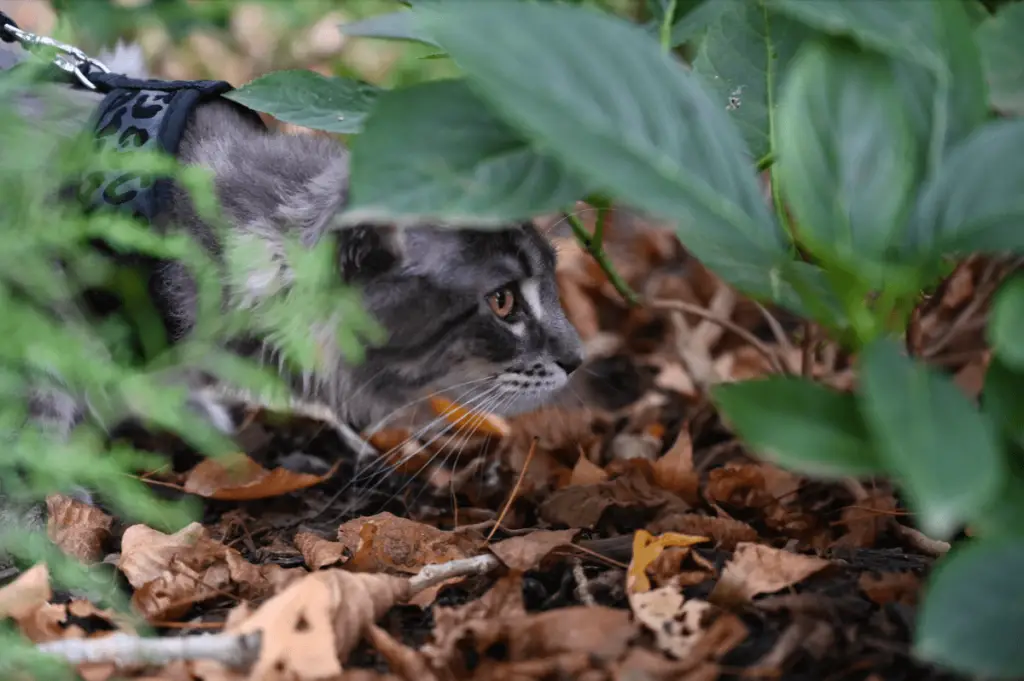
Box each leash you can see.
[1,9,112,89]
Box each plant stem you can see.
[659,0,678,53]
[755,151,775,172]
[565,211,640,306]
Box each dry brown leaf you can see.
[0,563,51,620]
[833,492,899,549]
[709,542,832,607]
[228,569,411,680]
[337,512,482,575]
[119,523,302,621]
[46,493,113,564]
[488,529,579,571]
[652,426,699,504]
[569,451,609,486]
[430,395,511,438]
[183,452,338,500]
[540,467,689,529]
[295,530,351,570]
[858,571,920,607]
[629,585,747,663]
[649,513,758,551]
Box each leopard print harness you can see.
[79,70,266,223]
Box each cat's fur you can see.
[3,40,585,436]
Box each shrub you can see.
[227,0,1024,676]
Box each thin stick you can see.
[801,321,814,377]
[649,298,789,375]
[35,631,262,669]
[408,553,502,594]
[486,438,538,542]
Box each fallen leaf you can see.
[337,512,481,574]
[540,467,689,529]
[652,426,699,504]
[228,569,410,679]
[488,529,579,571]
[365,624,439,681]
[627,530,708,594]
[47,493,113,564]
[430,396,511,438]
[0,563,51,620]
[568,451,608,486]
[709,542,832,606]
[630,585,747,662]
[832,491,899,549]
[858,571,920,607]
[295,531,351,570]
[649,513,758,551]
[183,452,338,500]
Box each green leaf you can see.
[775,40,917,268]
[668,0,732,47]
[345,79,587,225]
[418,1,794,304]
[989,275,1024,370]
[915,538,1024,678]
[858,338,1005,539]
[907,120,1024,256]
[692,0,813,160]
[769,0,987,173]
[712,376,883,478]
[983,356,1024,448]
[977,1,1024,116]
[339,11,440,48]
[224,70,382,135]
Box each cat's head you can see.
[334,222,584,431]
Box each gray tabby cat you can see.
[3,40,584,440]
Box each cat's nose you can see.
[555,351,583,375]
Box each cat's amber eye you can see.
[486,287,516,319]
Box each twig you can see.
[754,302,798,373]
[894,523,950,557]
[408,553,502,595]
[572,558,597,606]
[649,297,789,375]
[486,438,537,542]
[658,0,678,53]
[564,211,640,306]
[35,631,262,669]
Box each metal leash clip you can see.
[0,11,111,89]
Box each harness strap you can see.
[77,70,265,224]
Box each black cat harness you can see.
[0,10,264,224]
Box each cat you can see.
[1,39,584,450]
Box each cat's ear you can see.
[336,225,406,281]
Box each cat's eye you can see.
[486,287,516,319]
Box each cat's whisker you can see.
[347,384,504,499]
[360,376,496,438]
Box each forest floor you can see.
[0,2,1000,680]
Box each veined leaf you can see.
[976,1,1024,116]
[345,78,587,226]
[418,1,796,305]
[225,70,382,135]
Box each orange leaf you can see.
[627,530,708,594]
[429,396,511,438]
[183,453,338,500]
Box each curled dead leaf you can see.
[540,467,689,529]
[627,530,708,594]
[651,426,699,504]
[337,512,482,575]
[0,563,51,621]
[228,569,411,679]
[649,513,758,551]
[183,452,338,500]
[47,493,113,564]
[569,450,609,486]
[709,542,832,607]
[295,531,350,570]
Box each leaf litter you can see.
[1,5,1004,679]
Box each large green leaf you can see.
[417,1,793,303]
[983,356,1024,449]
[907,120,1024,257]
[769,0,987,174]
[915,538,1024,678]
[989,275,1024,370]
[224,70,381,135]
[775,40,917,269]
[858,339,1005,540]
[339,10,440,47]
[713,376,883,478]
[692,0,812,160]
[976,1,1024,116]
[344,79,586,226]
[667,0,732,48]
